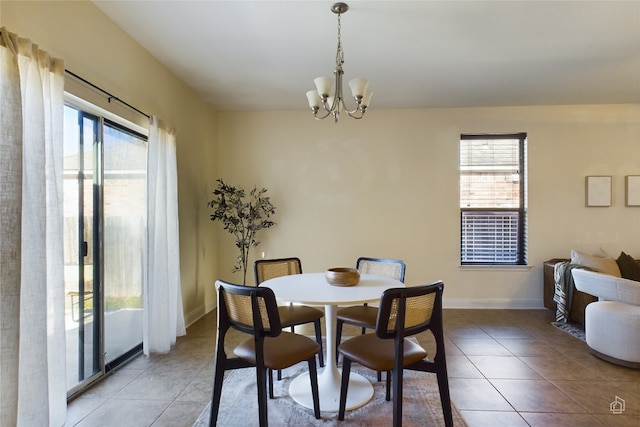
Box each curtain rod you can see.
[0,26,151,120]
[65,69,150,119]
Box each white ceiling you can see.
[93,0,640,112]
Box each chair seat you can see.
[336,305,378,328]
[339,334,428,372]
[278,305,323,327]
[235,331,321,370]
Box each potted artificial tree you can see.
[208,179,276,285]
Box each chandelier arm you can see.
[339,97,363,117]
[313,108,334,120]
[345,109,366,119]
[339,92,366,117]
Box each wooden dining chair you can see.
[335,257,405,380]
[254,257,325,380]
[210,280,321,426]
[337,281,452,427]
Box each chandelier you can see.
[306,2,372,123]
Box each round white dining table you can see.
[262,272,404,412]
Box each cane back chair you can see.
[210,280,321,426]
[254,257,325,378]
[337,281,452,427]
[335,257,405,379]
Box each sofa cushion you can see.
[616,252,640,281]
[593,247,613,258]
[571,249,621,277]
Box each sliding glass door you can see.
[102,121,146,368]
[63,104,147,396]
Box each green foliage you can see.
[105,295,142,311]
[77,295,142,312]
[208,179,276,285]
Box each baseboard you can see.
[443,298,545,309]
[184,304,207,328]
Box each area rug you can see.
[551,321,586,341]
[193,363,466,426]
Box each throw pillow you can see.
[570,249,622,277]
[616,252,640,281]
[593,247,613,258]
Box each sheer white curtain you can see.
[0,28,66,426]
[144,116,186,355]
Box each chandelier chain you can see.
[336,13,344,67]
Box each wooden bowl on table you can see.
[325,267,360,287]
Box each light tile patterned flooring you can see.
[66,308,640,426]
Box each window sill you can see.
[458,265,533,271]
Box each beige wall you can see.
[216,105,640,308]
[1,0,220,324]
[3,1,639,315]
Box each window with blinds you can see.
[460,133,527,265]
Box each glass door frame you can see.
[64,96,148,400]
[66,108,104,399]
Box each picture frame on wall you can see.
[585,176,612,207]
[626,175,640,207]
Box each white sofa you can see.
[571,269,640,369]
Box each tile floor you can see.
[66,308,640,426]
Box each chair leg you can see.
[314,319,324,367]
[210,323,232,427]
[307,357,321,419]
[268,368,274,399]
[335,319,344,363]
[268,368,281,382]
[338,358,352,421]
[434,327,453,427]
[209,355,227,426]
[277,326,296,381]
[436,368,453,427]
[385,370,391,401]
[391,368,403,427]
[256,366,269,427]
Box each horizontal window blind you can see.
[461,211,520,264]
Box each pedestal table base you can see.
[289,367,374,412]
